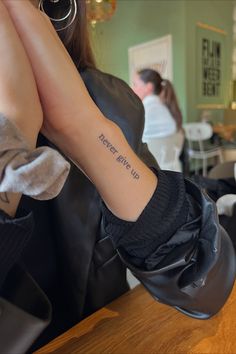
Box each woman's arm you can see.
[0,2,43,216]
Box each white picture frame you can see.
[128,35,173,85]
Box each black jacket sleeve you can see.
[0,209,34,290]
[102,169,236,319]
[0,209,51,354]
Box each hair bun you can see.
[161,80,167,87]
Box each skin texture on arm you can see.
[64,118,157,221]
[0,2,42,216]
[3,0,157,221]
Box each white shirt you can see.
[142,95,177,142]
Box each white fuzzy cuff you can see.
[0,114,70,200]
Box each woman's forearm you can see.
[0,193,21,217]
[59,113,157,222]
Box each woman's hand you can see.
[0,1,43,148]
[2,0,102,145]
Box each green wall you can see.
[91,0,233,123]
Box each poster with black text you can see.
[197,24,227,109]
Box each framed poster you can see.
[196,22,227,109]
[128,35,172,85]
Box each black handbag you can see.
[0,265,51,354]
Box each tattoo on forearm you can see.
[0,192,10,204]
[98,134,139,180]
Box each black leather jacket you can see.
[0,69,235,354]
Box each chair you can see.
[209,161,236,220]
[146,130,184,172]
[208,162,236,246]
[183,122,223,176]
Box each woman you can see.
[0,1,235,353]
[132,69,182,142]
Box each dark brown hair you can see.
[138,68,182,130]
[50,0,96,70]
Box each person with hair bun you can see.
[132,68,182,142]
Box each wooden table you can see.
[36,284,236,354]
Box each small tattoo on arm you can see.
[98,133,140,180]
[0,192,10,204]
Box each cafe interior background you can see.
[89,0,232,122]
[87,0,236,167]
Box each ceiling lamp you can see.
[86,0,117,26]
